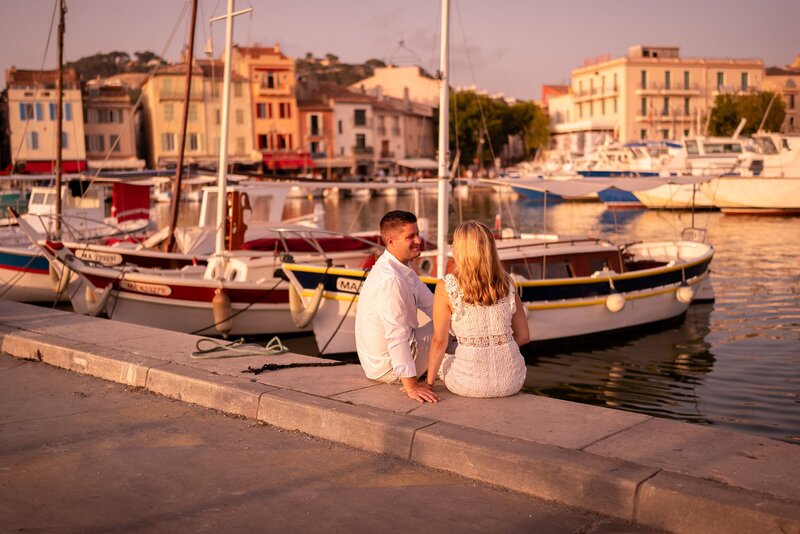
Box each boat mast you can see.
[210,0,252,256]
[164,0,199,252]
[54,0,65,237]
[436,0,450,278]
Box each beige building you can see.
[232,45,308,172]
[764,54,800,134]
[5,67,86,173]
[141,60,254,169]
[551,45,765,146]
[352,65,440,107]
[83,77,146,171]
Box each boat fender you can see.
[212,289,233,337]
[606,292,626,313]
[676,282,695,304]
[48,260,70,294]
[289,282,324,329]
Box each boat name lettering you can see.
[75,249,123,266]
[335,277,361,294]
[119,280,172,296]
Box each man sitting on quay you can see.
[354,210,439,403]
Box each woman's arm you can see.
[426,280,452,386]
[511,293,530,347]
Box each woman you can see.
[426,221,530,398]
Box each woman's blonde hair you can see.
[452,221,510,306]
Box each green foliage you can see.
[296,55,385,87]
[67,50,166,80]
[708,91,786,136]
[443,91,549,167]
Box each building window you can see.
[310,115,321,136]
[354,109,367,126]
[256,103,266,119]
[235,109,244,125]
[277,134,287,150]
[110,134,120,152]
[641,97,647,116]
[683,70,690,89]
[662,97,669,116]
[601,99,605,115]
[741,72,749,92]
[188,104,198,122]
[86,134,104,152]
[640,70,647,88]
[790,95,796,110]
[236,137,245,154]
[665,71,671,89]
[589,101,593,117]
[613,73,617,91]
[26,131,39,150]
[164,103,174,122]
[578,103,583,119]
[19,103,34,120]
[279,103,291,119]
[662,129,669,140]
[338,120,343,134]
[188,133,199,152]
[355,133,366,149]
[61,132,69,149]
[716,72,724,89]
[684,97,690,115]
[233,82,242,97]
[683,129,690,138]
[161,133,175,152]
[65,103,72,121]
[261,72,276,89]
[49,103,57,120]
[640,129,647,140]
[215,109,221,124]
[258,134,268,150]
[613,98,617,113]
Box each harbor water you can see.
[157,189,800,444]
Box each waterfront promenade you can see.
[1,301,798,533]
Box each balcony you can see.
[573,86,619,102]
[635,83,701,96]
[376,126,387,135]
[635,109,697,123]
[308,128,325,138]
[352,145,374,155]
[380,150,395,159]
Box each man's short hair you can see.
[380,210,417,241]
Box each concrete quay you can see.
[1,301,798,534]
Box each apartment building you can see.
[83,76,146,171]
[550,45,765,147]
[764,54,800,133]
[5,67,86,173]
[140,60,253,169]
[352,65,440,107]
[232,45,307,172]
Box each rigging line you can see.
[453,0,499,174]
[82,0,190,189]
[12,0,59,167]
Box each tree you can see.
[708,91,786,136]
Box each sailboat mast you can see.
[165,0,199,252]
[54,0,65,237]
[436,0,450,278]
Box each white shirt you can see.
[355,250,434,380]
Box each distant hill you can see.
[67,51,167,81]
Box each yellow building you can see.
[764,54,800,134]
[141,60,254,169]
[553,45,765,145]
[5,67,86,173]
[232,45,308,172]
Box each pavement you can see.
[1,301,798,534]
[1,352,656,533]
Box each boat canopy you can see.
[482,175,714,197]
[397,158,439,170]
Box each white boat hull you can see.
[634,184,716,209]
[700,177,800,212]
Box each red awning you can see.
[22,160,87,173]
[262,152,316,170]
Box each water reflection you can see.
[522,304,715,423]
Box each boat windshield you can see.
[752,136,779,154]
[703,143,742,154]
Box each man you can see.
[355,210,439,403]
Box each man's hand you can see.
[400,377,439,403]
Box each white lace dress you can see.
[440,274,527,398]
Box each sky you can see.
[1,0,798,101]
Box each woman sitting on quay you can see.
[426,221,530,398]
